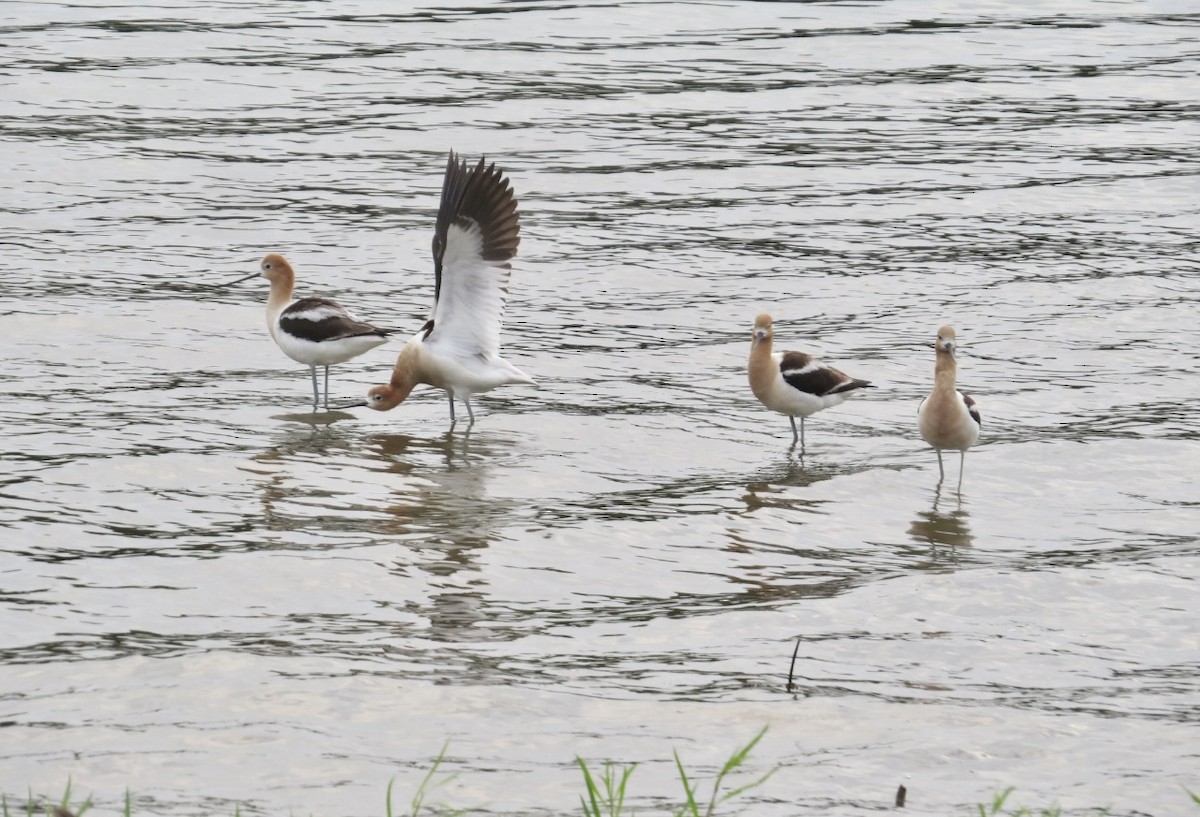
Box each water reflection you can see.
[364,429,515,539]
[907,484,974,558]
[267,410,359,427]
[248,424,520,644]
[740,455,859,515]
[366,430,519,643]
[246,420,389,541]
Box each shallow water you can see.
[1,1,1198,815]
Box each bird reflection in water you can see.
[243,418,365,537]
[269,409,361,427]
[740,455,859,515]
[907,483,974,564]
[246,424,521,645]
[367,429,518,644]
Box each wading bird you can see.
[220,253,397,411]
[748,313,871,451]
[362,152,532,426]
[917,324,981,488]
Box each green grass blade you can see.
[57,779,72,814]
[718,765,778,804]
[614,763,636,815]
[704,726,773,817]
[410,740,460,817]
[717,725,768,778]
[576,758,603,817]
[576,757,637,817]
[980,787,1015,817]
[673,750,700,817]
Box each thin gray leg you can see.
[309,365,319,411]
[957,451,966,492]
[447,394,456,424]
[464,396,476,425]
[323,365,330,411]
[800,416,806,450]
[788,416,799,446]
[935,449,945,481]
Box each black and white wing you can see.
[778,351,871,397]
[280,297,393,342]
[424,152,520,359]
[963,392,982,427]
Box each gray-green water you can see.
[2,1,1198,814]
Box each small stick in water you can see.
[786,636,802,692]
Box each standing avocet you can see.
[362,152,533,426]
[917,325,981,488]
[221,253,398,411]
[748,313,871,451]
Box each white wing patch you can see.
[284,302,351,323]
[428,217,510,359]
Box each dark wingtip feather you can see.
[458,156,520,262]
[828,377,872,395]
[430,151,520,303]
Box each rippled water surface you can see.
[2,1,1198,815]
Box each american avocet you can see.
[221,253,398,411]
[362,152,532,425]
[748,313,871,450]
[918,325,981,488]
